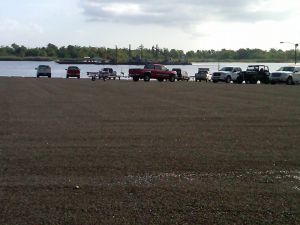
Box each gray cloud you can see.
[80,0,287,26]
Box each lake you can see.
[0,61,289,78]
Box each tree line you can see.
[0,43,297,63]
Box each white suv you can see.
[36,65,51,78]
[270,66,300,85]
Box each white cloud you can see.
[80,0,291,26]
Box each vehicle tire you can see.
[158,78,164,82]
[48,75,51,78]
[270,81,276,85]
[144,74,150,82]
[133,76,139,82]
[213,80,218,83]
[114,77,116,80]
[169,75,175,82]
[225,76,231,83]
[37,75,40,78]
[66,75,69,79]
[286,76,294,85]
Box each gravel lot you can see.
[0,77,299,224]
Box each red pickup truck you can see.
[129,64,177,82]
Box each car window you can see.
[145,64,154,69]
[154,65,162,70]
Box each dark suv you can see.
[237,65,270,84]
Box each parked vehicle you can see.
[172,68,189,81]
[129,64,177,82]
[66,66,80,79]
[99,68,118,80]
[237,65,270,84]
[195,68,211,82]
[212,67,242,83]
[36,65,51,78]
[270,66,300,85]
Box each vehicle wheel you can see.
[144,74,150,82]
[37,75,40,78]
[77,76,80,79]
[158,78,164,82]
[286,76,294,85]
[114,77,116,80]
[66,75,69,79]
[225,76,231,83]
[133,77,139,82]
[169,75,175,82]
[213,80,218,83]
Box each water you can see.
[0,61,289,78]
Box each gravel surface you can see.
[0,77,299,224]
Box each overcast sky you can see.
[0,0,299,51]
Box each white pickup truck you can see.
[212,67,242,83]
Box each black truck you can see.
[237,65,270,84]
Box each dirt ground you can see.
[0,77,299,225]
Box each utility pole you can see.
[280,41,299,65]
[139,44,144,63]
[115,45,118,64]
[129,44,131,60]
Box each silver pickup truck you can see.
[99,68,118,80]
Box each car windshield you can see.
[162,66,168,71]
[220,67,233,72]
[247,66,259,71]
[277,67,295,72]
[198,68,209,72]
